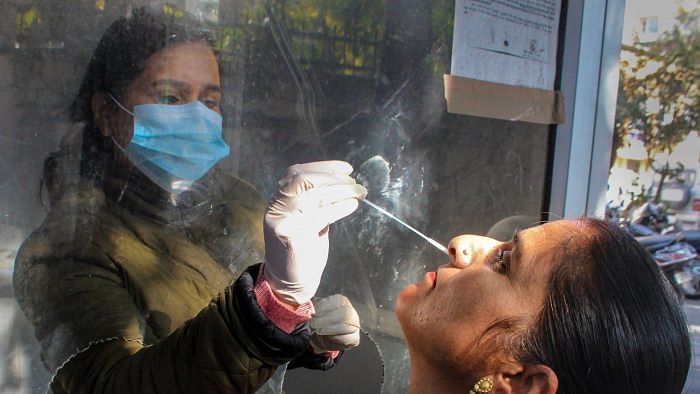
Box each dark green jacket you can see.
[13,170,312,393]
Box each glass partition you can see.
[0,1,553,392]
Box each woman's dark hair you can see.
[66,4,214,185]
[518,219,691,393]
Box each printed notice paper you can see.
[450,0,562,90]
[444,0,565,124]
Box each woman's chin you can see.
[395,284,419,326]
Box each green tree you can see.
[615,5,699,201]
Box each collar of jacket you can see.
[102,167,227,228]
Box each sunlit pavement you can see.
[684,299,700,393]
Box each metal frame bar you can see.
[587,0,626,217]
[548,0,626,219]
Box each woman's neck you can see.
[409,355,470,394]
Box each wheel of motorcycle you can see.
[681,260,700,300]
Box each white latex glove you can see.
[309,294,361,354]
[264,161,367,304]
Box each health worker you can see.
[13,6,365,393]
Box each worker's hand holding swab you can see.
[263,161,367,305]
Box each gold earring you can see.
[469,376,493,393]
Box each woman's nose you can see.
[447,235,500,269]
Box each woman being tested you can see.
[14,6,365,393]
[398,218,691,393]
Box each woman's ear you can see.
[91,91,113,137]
[492,363,558,394]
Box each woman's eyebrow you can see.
[151,78,190,92]
[511,229,523,263]
[512,229,521,248]
[202,83,221,94]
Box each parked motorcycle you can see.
[680,230,700,299]
[635,233,700,299]
[681,230,700,252]
[606,201,700,299]
[628,201,686,235]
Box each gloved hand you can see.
[263,161,367,305]
[310,294,361,354]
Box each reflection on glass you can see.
[0,1,550,392]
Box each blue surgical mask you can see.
[108,94,230,194]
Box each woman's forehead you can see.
[138,42,220,87]
[526,220,589,240]
[515,221,586,285]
